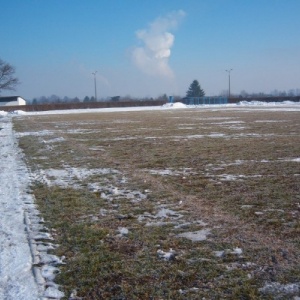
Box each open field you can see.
[13,106,300,299]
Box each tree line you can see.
[1,58,300,103]
[30,94,169,105]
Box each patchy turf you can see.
[14,107,300,299]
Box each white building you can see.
[0,96,26,106]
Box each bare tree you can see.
[0,59,20,93]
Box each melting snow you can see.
[259,282,300,298]
[156,208,183,219]
[31,167,120,188]
[214,248,243,257]
[177,228,211,241]
[157,248,177,261]
[282,157,300,162]
[117,227,129,237]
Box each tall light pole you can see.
[225,69,233,99]
[92,71,97,101]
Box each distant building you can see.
[0,96,26,106]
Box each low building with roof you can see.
[0,96,26,106]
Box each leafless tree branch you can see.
[0,59,20,93]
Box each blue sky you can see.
[1,0,300,100]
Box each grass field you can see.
[14,107,300,299]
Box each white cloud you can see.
[132,10,185,78]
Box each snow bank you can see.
[0,118,40,299]
[0,110,27,117]
[163,102,187,109]
[3,100,299,118]
[9,110,27,115]
[0,117,64,299]
[0,110,8,117]
[238,100,300,106]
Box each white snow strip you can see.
[0,116,64,299]
[0,117,40,299]
[282,158,300,162]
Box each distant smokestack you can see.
[132,10,185,78]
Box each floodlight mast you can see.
[225,69,233,99]
[92,71,97,101]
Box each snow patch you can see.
[117,227,129,237]
[259,282,300,298]
[0,110,8,116]
[9,110,27,115]
[177,228,211,241]
[157,248,177,261]
[31,167,120,188]
[163,102,187,109]
[282,157,300,162]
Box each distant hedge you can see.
[0,100,167,112]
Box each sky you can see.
[1,0,300,100]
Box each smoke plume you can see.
[132,10,185,78]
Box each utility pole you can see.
[225,69,233,99]
[92,71,97,101]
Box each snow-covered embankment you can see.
[0,115,64,299]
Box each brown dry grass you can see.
[14,107,300,299]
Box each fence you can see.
[181,97,228,105]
